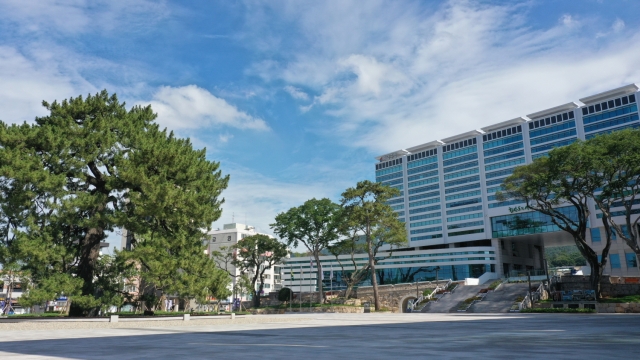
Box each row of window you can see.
[486,186,504,193]
[408,170,438,182]
[444,160,479,174]
[409,211,442,222]
[447,212,483,223]
[409,204,441,215]
[407,162,438,175]
[409,190,440,202]
[442,145,477,160]
[484,150,525,165]
[483,141,524,158]
[409,219,442,228]
[409,197,440,208]
[443,137,477,153]
[530,137,576,154]
[483,134,523,150]
[407,147,438,162]
[408,176,439,188]
[445,190,481,202]
[530,128,577,146]
[446,197,482,208]
[483,125,522,142]
[444,182,481,195]
[410,226,443,235]
[529,120,576,139]
[485,157,525,172]
[407,155,438,169]
[586,123,639,139]
[375,170,403,183]
[486,177,508,186]
[411,234,443,241]
[382,178,403,186]
[584,113,639,134]
[581,94,636,116]
[448,228,485,237]
[488,199,524,208]
[444,168,479,180]
[447,220,484,230]
[442,152,478,167]
[446,205,483,216]
[597,253,638,269]
[375,164,402,177]
[583,103,638,125]
[390,204,404,211]
[445,175,480,188]
[485,167,515,179]
[408,183,439,195]
[376,157,403,171]
[528,111,575,130]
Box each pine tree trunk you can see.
[367,229,380,311]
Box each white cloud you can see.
[283,85,309,100]
[0,0,169,35]
[612,18,625,33]
[243,0,640,154]
[0,45,96,123]
[219,133,234,143]
[144,85,270,131]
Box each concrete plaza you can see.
[1,313,639,359]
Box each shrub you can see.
[278,287,293,302]
[487,280,502,290]
[422,289,433,297]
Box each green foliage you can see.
[422,288,433,297]
[585,129,640,258]
[598,295,640,303]
[0,90,229,315]
[271,198,343,303]
[232,234,288,307]
[499,142,608,297]
[546,246,587,267]
[278,287,293,302]
[340,180,408,310]
[487,280,502,290]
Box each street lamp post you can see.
[435,266,440,287]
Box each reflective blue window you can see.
[590,228,601,242]
[626,253,638,268]
[610,254,621,269]
[490,207,577,237]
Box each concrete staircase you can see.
[469,283,533,313]
[424,285,481,313]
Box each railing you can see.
[507,269,547,282]
[410,279,452,311]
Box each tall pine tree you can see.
[0,90,230,315]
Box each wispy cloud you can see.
[243,0,640,154]
[283,85,309,100]
[144,85,270,131]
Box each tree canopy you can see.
[271,198,342,303]
[499,142,610,296]
[232,234,288,307]
[0,90,230,314]
[340,180,408,310]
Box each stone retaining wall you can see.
[597,303,640,313]
[356,281,447,312]
[250,306,364,314]
[556,276,640,297]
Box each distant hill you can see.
[545,246,587,267]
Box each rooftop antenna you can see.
[232,212,235,223]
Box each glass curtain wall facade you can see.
[283,84,640,290]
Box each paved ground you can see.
[1,313,639,359]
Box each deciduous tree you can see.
[232,234,288,307]
[271,198,342,303]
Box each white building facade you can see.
[203,223,282,303]
[283,84,640,292]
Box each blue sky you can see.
[1,0,640,249]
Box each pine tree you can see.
[0,90,230,315]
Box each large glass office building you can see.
[283,84,640,292]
